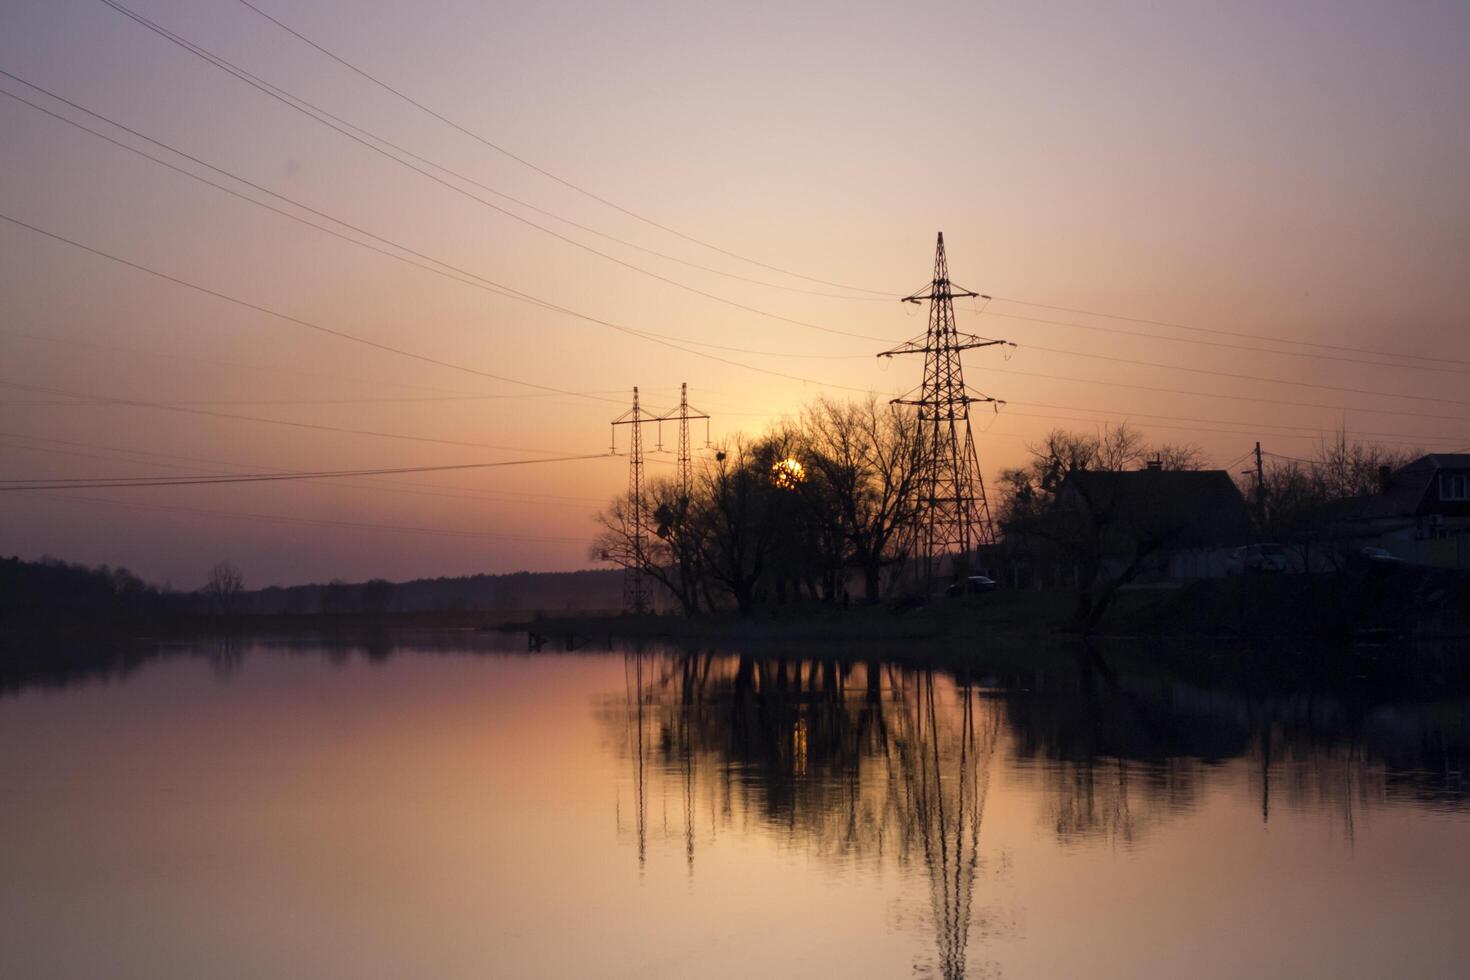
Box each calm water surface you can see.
[2,633,1468,978]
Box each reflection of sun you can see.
[771,457,805,489]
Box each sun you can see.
[771,457,805,489]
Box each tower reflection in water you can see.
[606,651,1001,980]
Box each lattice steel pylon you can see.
[611,387,652,614]
[657,383,710,506]
[879,233,1011,587]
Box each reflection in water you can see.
[605,646,1470,977]
[1,634,1469,978]
[608,652,1003,978]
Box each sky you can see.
[1,0,1467,588]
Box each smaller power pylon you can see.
[656,383,711,506]
[611,387,653,614]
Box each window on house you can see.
[1443,474,1470,501]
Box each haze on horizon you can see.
[1,0,1467,589]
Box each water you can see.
[1,633,1468,979]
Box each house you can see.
[994,465,1252,587]
[1328,454,1470,568]
[1060,466,1253,581]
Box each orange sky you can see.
[2,0,1467,586]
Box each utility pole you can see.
[611,387,652,614]
[1253,441,1267,526]
[880,232,1011,588]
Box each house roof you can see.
[1332,454,1470,521]
[1063,469,1251,549]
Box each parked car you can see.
[1358,546,1403,566]
[1226,544,1290,575]
[945,575,998,597]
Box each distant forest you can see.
[0,555,623,623]
[249,569,623,616]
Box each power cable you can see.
[987,364,1470,426]
[0,435,607,509]
[0,451,611,491]
[92,1,894,341]
[980,309,1470,379]
[991,296,1470,369]
[0,429,614,500]
[0,213,879,401]
[0,78,875,366]
[1016,342,1470,410]
[228,0,896,298]
[0,324,619,402]
[1005,399,1460,446]
[0,376,592,454]
[998,409,1450,452]
[11,488,591,545]
[0,212,623,403]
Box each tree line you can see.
[593,396,925,614]
[593,394,1425,617]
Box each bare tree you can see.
[696,435,788,615]
[995,426,1205,625]
[798,396,923,601]
[592,476,704,616]
[1253,429,1421,569]
[997,425,1202,536]
[204,560,244,615]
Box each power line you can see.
[10,488,591,545]
[228,0,895,299]
[990,296,1470,369]
[0,76,877,371]
[1005,399,1461,446]
[0,451,610,491]
[3,128,883,397]
[0,376,594,455]
[0,211,627,403]
[0,76,866,362]
[32,20,1451,389]
[1016,341,1470,411]
[987,363,1470,426]
[0,429,614,501]
[979,309,1470,379]
[998,408,1458,452]
[1261,450,1324,467]
[25,66,1461,408]
[0,393,630,409]
[0,435,608,510]
[996,411,1435,452]
[92,0,893,341]
[1219,448,1254,473]
[0,325,616,403]
[1,211,884,401]
[13,57,1463,458]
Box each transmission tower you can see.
[656,383,710,506]
[611,387,652,614]
[879,232,1010,586]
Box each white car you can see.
[1227,544,1290,574]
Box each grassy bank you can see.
[506,567,1470,647]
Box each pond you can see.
[1,633,1467,978]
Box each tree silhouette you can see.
[204,560,244,615]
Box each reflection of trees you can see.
[604,651,1000,979]
[604,646,1470,977]
[1002,668,1243,845]
[0,628,535,698]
